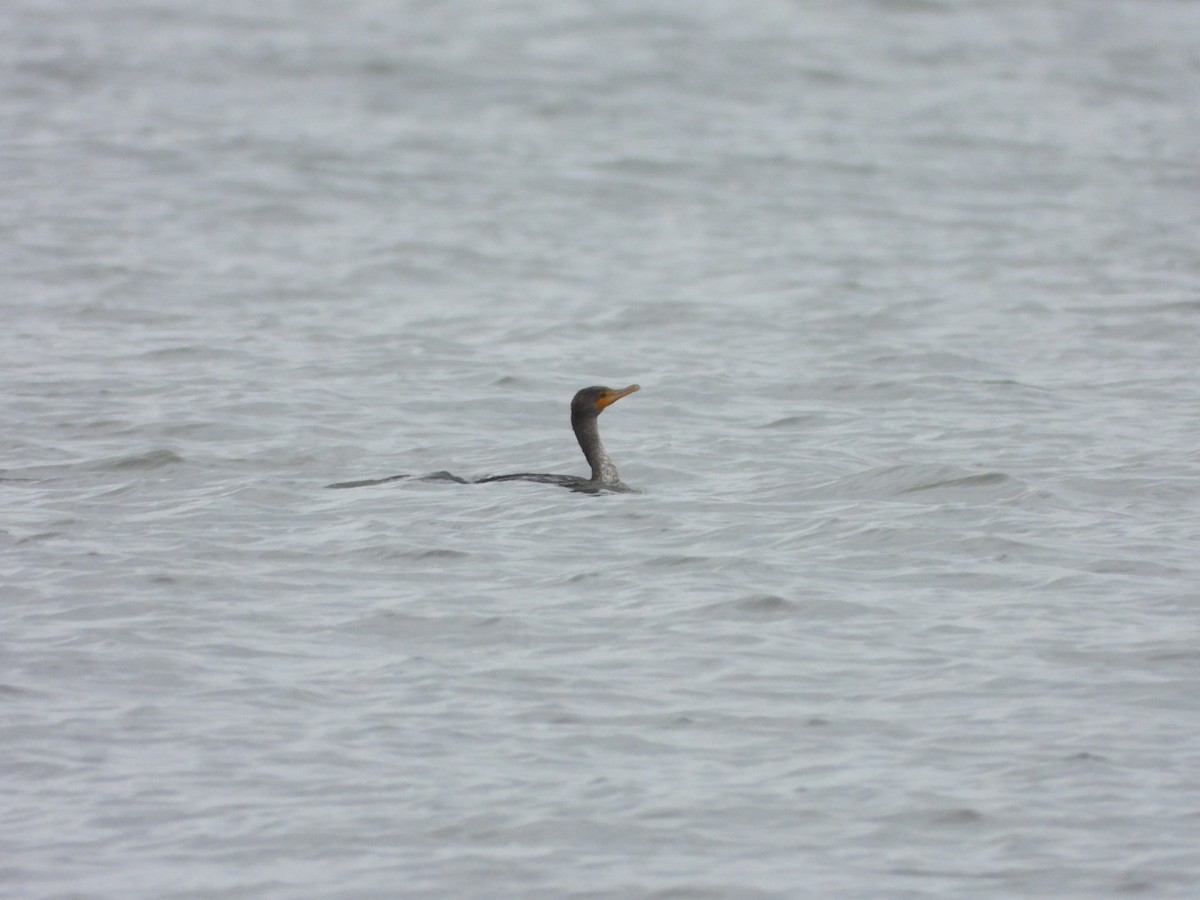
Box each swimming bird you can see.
[327,384,640,493]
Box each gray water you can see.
[4,0,1200,896]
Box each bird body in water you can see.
[327,384,640,493]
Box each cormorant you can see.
[327,384,640,493]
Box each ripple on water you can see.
[807,465,1021,500]
[699,594,875,620]
[100,449,185,471]
[7,0,1200,896]
[899,471,1013,494]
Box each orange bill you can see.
[597,384,640,410]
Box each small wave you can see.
[325,474,410,489]
[701,594,872,620]
[928,808,986,826]
[760,415,819,429]
[102,449,185,471]
[726,594,793,616]
[900,472,1011,493]
[415,548,471,561]
[16,531,66,545]
[1063,751,1108,763]
[644,554,710,568]
[812,465,1019,500]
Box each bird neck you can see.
[573,414,620,484]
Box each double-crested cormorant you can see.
[327,384,640,493]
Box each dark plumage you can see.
[477,384,640,491]
[328,384,640,493]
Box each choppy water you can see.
[5,0,1200,896]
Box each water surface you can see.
[4,0,1200,896]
